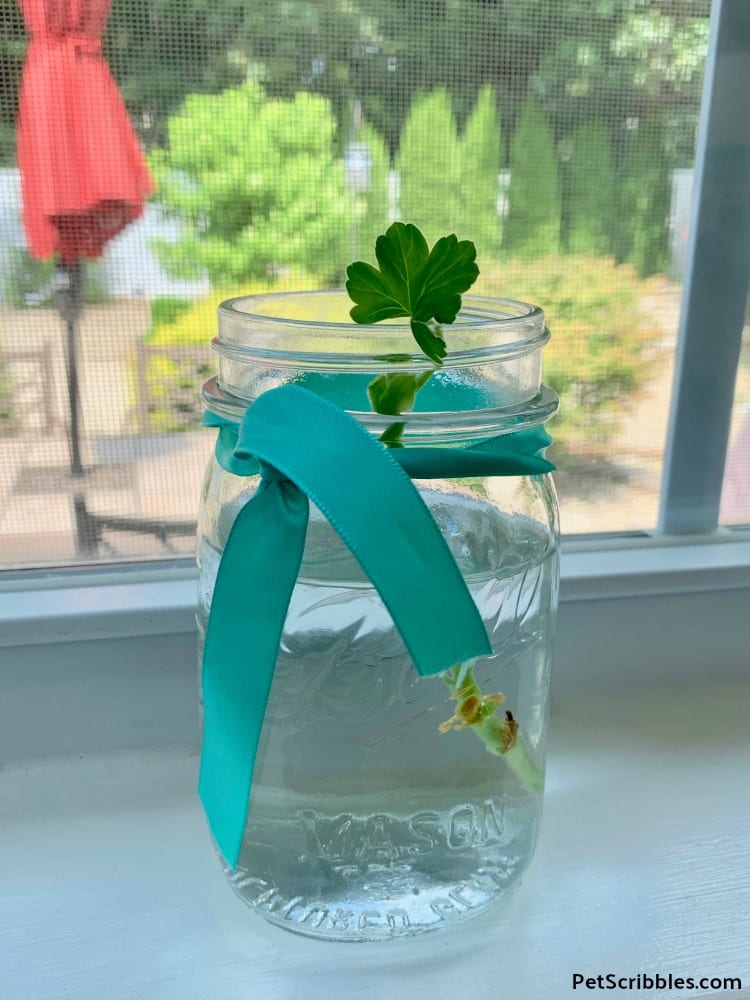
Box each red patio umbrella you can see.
[16,0,154,476]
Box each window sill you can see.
[3,677,748,999]
[1,531,749,647]
[1,532,749,763]
[2,535,749,993]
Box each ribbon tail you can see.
[468,425,553,460]
[396,426,555,480]
[198,481,309,868]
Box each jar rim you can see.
[216,290,547,368]
[201,375,559,443]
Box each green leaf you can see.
[346,222,429,324]
[346,261,410,324]
[373,221,430,313]
[410,319,447,367]
[367,372,423,415]
[347,222,478,340]
[413,235,479,324]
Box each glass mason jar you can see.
[197,290,559,942]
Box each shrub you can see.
[475,255,661,452]
[459,86,502,259]
[1,250,54,307]
[397,88,460,244]
[2,248,108,307]
[149,82,352,286]
[148,296,192,331]
[138,273,321,431]
[504,97,561,259]
[0,360,11,432]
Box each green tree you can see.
[610,5,710,163]
[363,0,708,150]
[353,123,390,262]
[105,0,249,150]
[241,0,364,153]
[566,123,615,255]
[504,96,561,259]
[397,88,460,244]
[0,0,25,164]
[614,117,671,277]
[1,0,711,173]
[149,82,351,285]
[459,85,501,260]
[1,0,710,179]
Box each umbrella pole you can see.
[66,308,83,476]
[57,260,85,476]
[56,260,99,557]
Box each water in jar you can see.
[197,484,557,941]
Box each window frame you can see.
[658,0,750,534]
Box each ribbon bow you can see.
[199,384,553,867]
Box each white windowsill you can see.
[0,529,748,765]
[1,534,749,995]
[3,678,749,1000]
[1,531,749,648]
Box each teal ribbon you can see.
[199,384,554,867]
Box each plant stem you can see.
[377,368,434,448]
[441,662,544,795]
[379,421,406,448]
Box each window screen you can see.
[0,0,713,566]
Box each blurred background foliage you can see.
[0,0,711,452]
